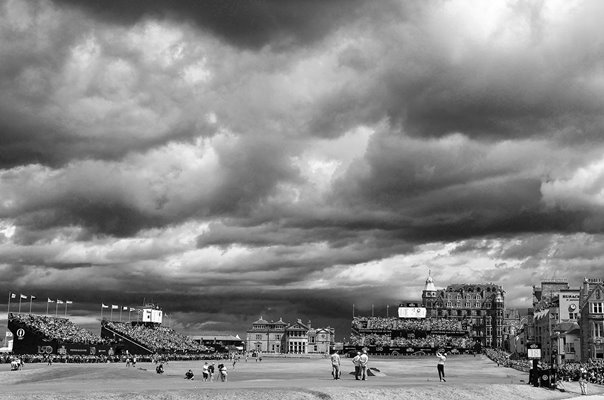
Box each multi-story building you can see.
[579,278,604,361]
[529,281,580,363]
[421,274,505,348]
[502,309,521,352]
[246,316,335,354]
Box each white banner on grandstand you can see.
[398,307,427,319]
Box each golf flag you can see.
[102,304,109,308]
[20,294,27,299]
[130,308,136,312]
[48,298,54,303]
[123,306,128,310]
[66,300,73,304]
[56,299,64,304]
[11,293,16,299]
[30,295,36,300]
[111,305,118,310]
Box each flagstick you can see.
[100,304,103,320]
[55,301,58,317]
[29,297,33,314]
[64,302,67,317]
[46,300,49,315]
[18,296,22,314]
[119,307,122,322]
[7,292,11,319]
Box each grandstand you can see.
[345,310,479,356]
[101,320,209,354]
[8,305,210,356]
[8,313,113,356]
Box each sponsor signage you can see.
[398,307,427,319]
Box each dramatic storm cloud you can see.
[2,0,604,339]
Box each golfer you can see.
[436,351,447,382]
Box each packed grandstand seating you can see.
[10,313,105,344]
[348,332,474,349]
[557,360,604,384]
[352,316,464,333]
[104,321,207,353]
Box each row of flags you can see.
[10,293,73,304]
[102,304,137,312]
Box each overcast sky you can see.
[2,0,604,340]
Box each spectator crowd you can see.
[10,313,105,344]
[348,332,475,349]
[352,317,464,333]
[104,321,207,353]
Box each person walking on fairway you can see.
[359,349,369,380]
[436,351,447,382]
[352,351,361,380]
[330,350,341,379]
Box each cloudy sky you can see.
[2,0,604,340]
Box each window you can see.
[594,322,603,337]
[446,301,452,307]
[465,302,471,308]
[456,301,461,308]
[592,302,604,314]
[256,334,263,340]
[475,301,481,308]
[485,302,492,308]
[274,334,281,340]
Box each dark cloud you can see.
[53,0,369,50]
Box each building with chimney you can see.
[246,316,335,354]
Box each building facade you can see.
[421,275,505,348]
[246,316,335,354]
[579,278,604,361]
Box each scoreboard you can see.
[398,303,427,319]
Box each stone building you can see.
[246,316,335,354]
[421,273,505,348]
[579,278,604,361]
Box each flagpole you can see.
[64,302,67,317]
[46,299,49,315]
[352,303,355,318]
[120,306,122,322]
[101,304,103,320]
[18,295,22,314]
[55,300,59,317]
[29,296,34,314]
[7,292,11,319]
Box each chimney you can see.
[307,320,311,328]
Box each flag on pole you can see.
[48,298,54,303]
[130,308,136,312]
[11,293,16,299]
[57,300,64,304]
[30,295,36,300]
[20,294,27,299]
[111,305,118,310]
[102,304,109,308]
[122,306,128,310]
[66,300,73,304]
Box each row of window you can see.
[445,294,484,300]
[443,301,492,308]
